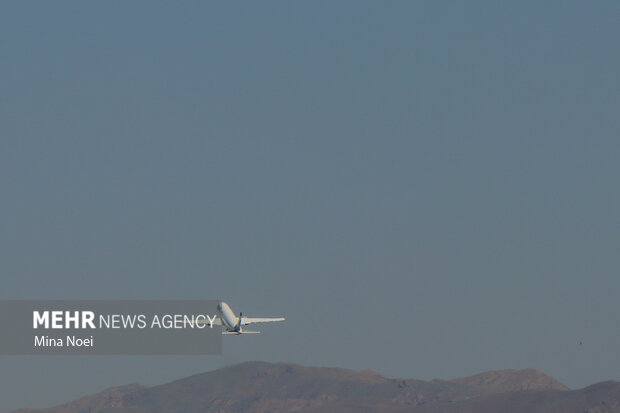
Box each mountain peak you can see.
[450,368,570,392]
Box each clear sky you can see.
[1,1,619,411]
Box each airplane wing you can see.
[184,318,222,326]
[241,317,285,325]
[223,330,260,335]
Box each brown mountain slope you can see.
[13,361,619,413]
[431,381,620,413]
[10,384,146,413]
[449,368,570,393]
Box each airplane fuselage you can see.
[217,302,240,332]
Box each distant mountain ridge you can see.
[449,368,569,392]
[12,361,620,413]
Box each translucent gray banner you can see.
[0,300,222,355]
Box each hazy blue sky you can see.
[1,1,619,411]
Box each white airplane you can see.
[213,301,285,335]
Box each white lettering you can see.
[34,335,63,346]
[33,311,49,329]
[82,311,96,329]
[66,335,93,347]
[65,311,80,328]
[51,311,63,329]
